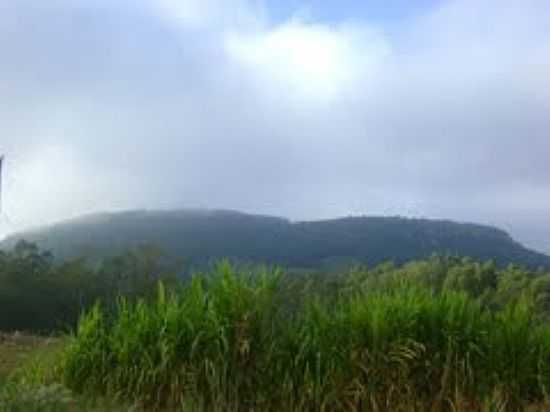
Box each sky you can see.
[0,0,549,253]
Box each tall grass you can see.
[56,262,550,411]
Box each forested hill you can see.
[2,209,549,269]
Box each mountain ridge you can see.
[2,209,549,270]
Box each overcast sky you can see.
[0,0,549,252]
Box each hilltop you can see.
[2,209,549,270]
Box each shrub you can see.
[57,263,550,411]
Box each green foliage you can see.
[0,241,181,333]
[342,256,550,317]
[0,383,73,412]
[3,239,550,410]
[0,382,136,412]
[3,210,549,270]
[55,263,550,411]
[0,334,136,411]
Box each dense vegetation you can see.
[3,209,549,270]
[6,261,550,411]
[1,239,550,409]
[0,240,180,332]
[1,239,550,335]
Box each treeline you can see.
[0,241,181,332]
[4,210,550,270]
[1,241,550,334]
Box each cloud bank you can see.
[0,0,549,252]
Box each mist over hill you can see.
[2,209,549,270]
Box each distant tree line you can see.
[1,241,550,333]
[0,241,180,333]
[3,211,549,270]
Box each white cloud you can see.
[225,19,390,101]
[147,0,266,31]
[1,0,549,252]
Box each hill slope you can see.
[2,209,549,269]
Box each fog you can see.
[0,0,549,252]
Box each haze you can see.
[0,0,549,253]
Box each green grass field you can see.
[0,334,134,411]
[0,334,44,384]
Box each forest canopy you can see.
[2,210,549,271]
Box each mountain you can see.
[2,209,549,270]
